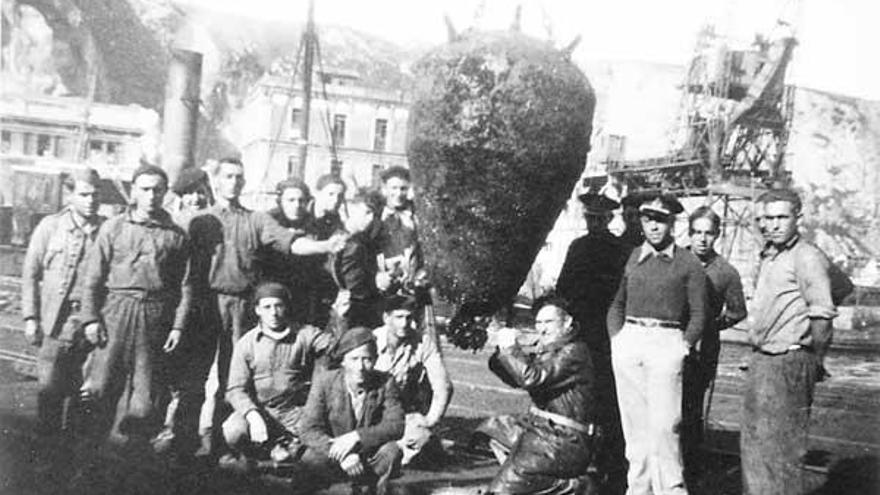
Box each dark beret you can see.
[253,281,291,306]
[334,327,376,360]
[577,193,619,215]
[172,168,209,195]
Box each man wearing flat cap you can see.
[556,192,629,493]
[607,193,708,495]
[22,167,105,442]
[220,281,333,465]
[299,327,404,495]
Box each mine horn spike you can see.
[510,4,522,31]
[444,14,458,42]
[562,35,582,59]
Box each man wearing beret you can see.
[171,167,213,217]
[556,192,630,493]
[299,327,404,495]
[607,194,708,495]
[79,164,193,449]
[220,282,334,465]
[22,168,105,442]
[187,157,347,456]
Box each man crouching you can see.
[221,282,334,465]
[299,327,404,495]
[485,296,599,495]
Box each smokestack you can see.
[162,48,202,187]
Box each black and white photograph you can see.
[0,0,877,493]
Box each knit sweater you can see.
[607,243,708,345]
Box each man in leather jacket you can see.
[484,296,600,495]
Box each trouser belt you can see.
[528,407,595,435]
[625,316,681,329]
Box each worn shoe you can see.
[151,427,176,455]
[193,430,214,458]
[217,453,251,474]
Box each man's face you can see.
[342,344,375,385]
[759,200,799,246]
[69,180,99,218]
[181,184,209,211]
[279,187,309,222]
[640,212,673,247]
[315,183,345,214]
[344,203,374,234]
[382,177,410,209]
[131,174,166,215]
[216,162,245,201]
[384,308,414,339]
[535,305,572,347]
[254,296,287,331]
[689,217,718,258]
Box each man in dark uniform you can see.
[376,166,422,290]
[22,168,105,441]
[556,193,629,494]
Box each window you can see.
[291,108,303,135]
[372,164,384,187]
[373,119,388,152]
[1,130,10,153]
[333,114,346,147]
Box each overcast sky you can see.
[177,0,876,101]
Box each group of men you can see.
[22,160,453,494]
[478,188,846,495]
[21,157,847,495]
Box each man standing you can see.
[79,164,192,449]
[299,327,404,495]
[373,294,452,465]
[308,174,348,328]
[485,296,600,495]
[556,193,629,492]
[607,194,708,495]
[221,282,333,464]
[741,189,840,495]
[682,206,746,470]
[376,166,422,289]
[22,168,105,439]
[263,178,314,322]
[188,157,345,457]
[333,192,383,330]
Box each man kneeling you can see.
[222,282,333,464]
[299,327,404,495]
[484,296,600,495]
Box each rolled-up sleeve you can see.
[256,212,297,254]
[795,247,837,320]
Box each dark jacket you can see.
[490,337,597,425]
[301,368,404,457]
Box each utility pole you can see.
[294,0,315,178]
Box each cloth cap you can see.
[638,194,684,217]
[172,168,209,195]
[334,327,376,360]
[253,281,290,306]
[577,193,619,215]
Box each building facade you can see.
[232,70,410,205]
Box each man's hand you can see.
[329,431,360,462]
[24,319,43,346]
[496,327,518,349]
[339,453,364,477]
[245,410,269,444]
[84,322,107,347]
[326,233,348,253]
[163,329,182,353]
[376,272,393,292]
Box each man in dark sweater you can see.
[607,194,708,495]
